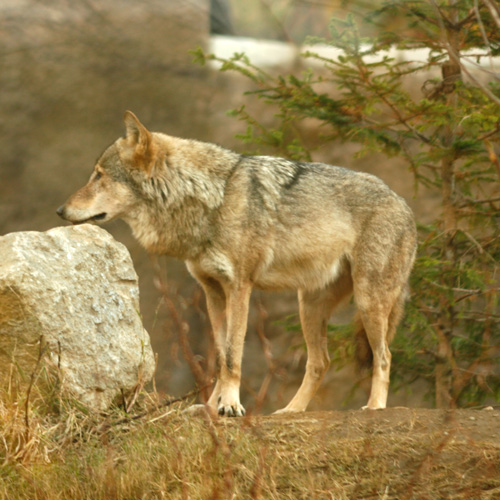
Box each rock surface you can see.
[0,224,155,410]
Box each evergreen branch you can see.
[477,124,500,142]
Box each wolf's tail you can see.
[354,287,408,370]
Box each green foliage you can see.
[199,0,500,407]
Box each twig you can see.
[473,0,494,72]
[254,298,276,413]
[125,381,144,413]
[483,0,500,29]
[24,336,47,441]
[100,382,213,432]
[152,257,211,402]
[147,410,175,424]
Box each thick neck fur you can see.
[122,134,240,260]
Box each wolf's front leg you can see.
[197,277,226,413]
[214,282,252,417]
[200,278,251,416]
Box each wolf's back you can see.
[234,155,414,227]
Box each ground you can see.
[266,406,500,445]
[2,400,500,499]
[215,406,500,499]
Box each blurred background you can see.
[0,0,435,412]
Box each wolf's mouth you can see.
[74,213,108,224]
[91,213,107,221]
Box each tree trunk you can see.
[435,1,462,409]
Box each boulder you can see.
[0,224,155,410]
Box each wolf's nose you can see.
[56,205,64,218]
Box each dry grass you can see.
[1,375,500,500]
[2,328,499,499]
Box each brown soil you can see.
[264,407,500,445]
[215,407,500,499]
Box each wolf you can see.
[57,111,417,416]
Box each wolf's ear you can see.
[123,110,154,175]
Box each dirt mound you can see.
[242,407,500,498]
[265,406,500,445]
[2,396,500,498]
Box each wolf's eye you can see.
[95,171,103,181]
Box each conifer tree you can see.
[195,0,500,407]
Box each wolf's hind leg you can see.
[357,303,392,410]
[358,287,408,410]
[275,272,352,414]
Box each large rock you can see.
[0,224,155,410]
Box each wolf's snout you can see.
[56,205,65,219]
[56,204,108,224]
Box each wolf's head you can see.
[57,111,159,225]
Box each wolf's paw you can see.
[361,405,385,411]
[218,402,246,417]
[273,407,301,415]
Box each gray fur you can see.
[58,111,417,416]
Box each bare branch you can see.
[483,0,500,29]
[430,0,500,106]
[477,123,500,141]
[474,0,495,72]
[24,336,47,442]
[457,54,500,105]
[99,383,213,433]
